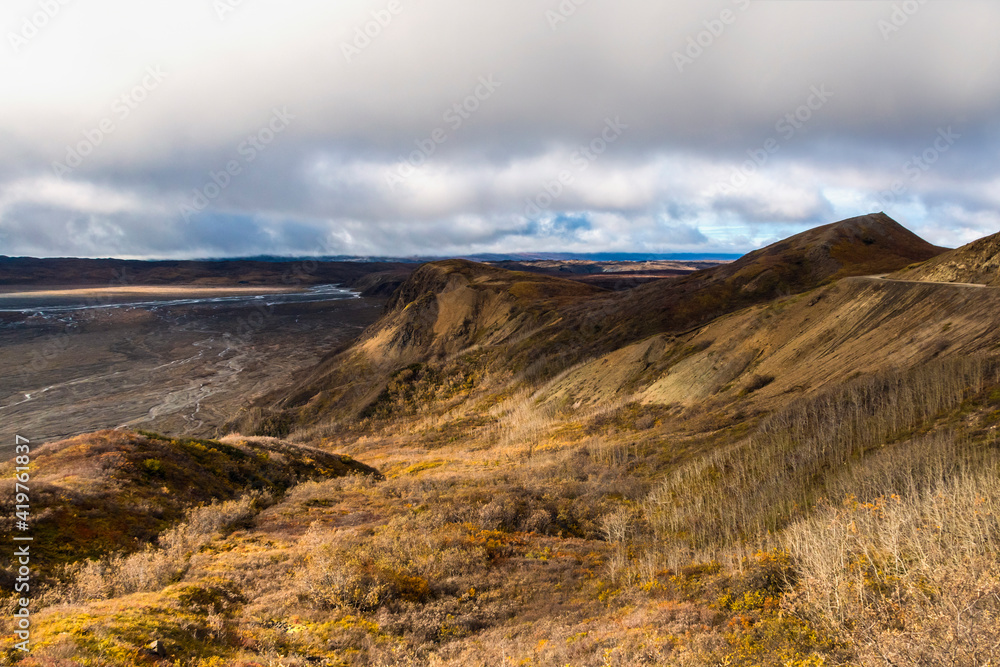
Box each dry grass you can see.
[6,348,1000,665]
[56,493,267,603]
[645,355,999,551]
[785,459,1000,666]
[483,388,562,452]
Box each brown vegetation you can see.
[7,215,1000,665]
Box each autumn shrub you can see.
[741,374,775,395]
[60,493,266,602]
[784,460,1000,667]
[645,355,1000,551]
[297,518,459,612]
[224,406,293,438]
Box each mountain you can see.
[250,213,946,434]
[716,211,945,285]
[9,213,1000,667]
[586,212,946,342]
[893,229,1000,285]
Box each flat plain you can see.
[0,287,386,446]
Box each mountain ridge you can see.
[893,229,1000,285]
[8,213,1000,667]
[252,213,948,434]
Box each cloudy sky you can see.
[1,0,998,259]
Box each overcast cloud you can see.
[1,0,998,258]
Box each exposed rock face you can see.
[895,231,1000,285]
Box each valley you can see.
[7,1,994,664]
[2,213,1000,667]
[0,287,387,446]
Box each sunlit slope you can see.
[893,229,1000,285]
[256,213,946,434]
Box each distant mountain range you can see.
[1,252,744,264]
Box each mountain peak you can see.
[824,211,901,235]
[725,212,944,285]
[596,213,946,344]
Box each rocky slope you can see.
[893,230,1000,285]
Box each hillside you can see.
[893,229,1000,285]
[536,274,1000,418]
[6,215,1000,666]
[0,430,380,569]
[251,213,946,436]
[232,260,604,433]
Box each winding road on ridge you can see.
[861,275,991,288]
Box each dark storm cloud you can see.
[1,0,999,257]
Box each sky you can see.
[1,0,999,259]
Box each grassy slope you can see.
[0,430,380,569]
[249,213,945,440]
[9,356,1000,666]
[8,215,1000,666]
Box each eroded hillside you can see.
[252,213,948,437]
[893,229,1000,285]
